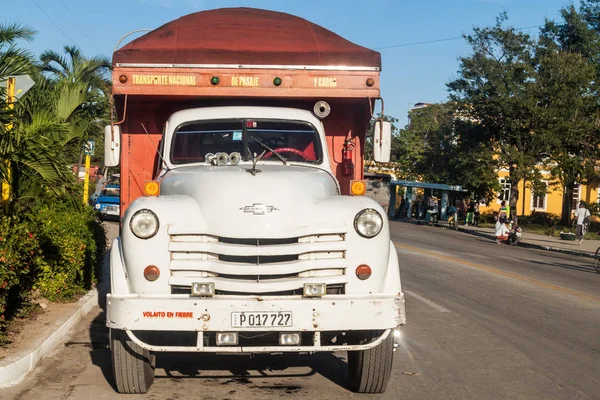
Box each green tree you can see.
[2,37,111,208]
[10,73,84,202]
[40,45,111,172]
[40,45,111,96]
[0,23,35,126]
[0,23,36,213]
[448,13,544,217]
[399,103,499,201]
[536,5,600,224]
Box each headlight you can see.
[94,204,101,210]
[130,209,159,239]
[354,208,383,238]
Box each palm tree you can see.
[40,46,111,186]
[10,74,82,202]
[40,45,111,96]
[0,23,35,129]
[0,23,36,212]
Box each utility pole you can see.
[83,153,91,205]
[82,140,95,205]
[1,77,15,212]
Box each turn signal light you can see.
[356,264,372,280]
[350,180,366,196]
[144,265,160,281]
[144,181,160,196]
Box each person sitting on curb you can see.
[495,220,511,244]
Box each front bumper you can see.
[106,292,405,352]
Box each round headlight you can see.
[130,209,159,239]
[354,208,383,238]
[94,204,101,210]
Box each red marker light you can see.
[356,264,372,280]
[144,265,160,282]
[246,121,257,128]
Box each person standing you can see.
[397,196,406,219]
[458,199,466,224]
[498,200,509,224]
[574,202,591,245]
[474,201,480,227]
[417,198,425,225]
[91,173,107,203]
[466,200,475,226]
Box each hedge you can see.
[0,202,106,345]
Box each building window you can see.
[531,181,548,211]
[498,178,511,202]
[571,184,580,210]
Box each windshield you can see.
[171,119,321,165]
[102,186,120,197]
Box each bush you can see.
[0,201,106,344]
[28,203,106,301]
[0,215,45,341]
[518,211,559,228]
[479,212,497,224]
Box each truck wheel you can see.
[347,330,394,393]
[110,329,155,394]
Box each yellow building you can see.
[479,170,600,218]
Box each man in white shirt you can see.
[574,202,591,245]
[495,221,511,244]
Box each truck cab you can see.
[105,8,405,395]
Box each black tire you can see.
[595,247,600,274]
[347,330,394,394]
[110,329,155,394]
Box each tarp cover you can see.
[113,8,381,69]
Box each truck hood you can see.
[159,164,339,234]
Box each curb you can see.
[392,219,598,259]
[448,225,596,259]
[0,287,99,387]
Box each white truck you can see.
[105,7,405,394]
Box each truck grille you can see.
[168,233,347,295]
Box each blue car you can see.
[94,184,120,220]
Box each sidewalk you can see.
[395,218,600,258]
[0,232,113,388]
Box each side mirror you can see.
[373,120,391,162]
[104,125,121,167]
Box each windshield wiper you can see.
[249,135,287,165]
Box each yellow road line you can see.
[393,242,600,303]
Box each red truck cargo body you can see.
[111,8,382,213]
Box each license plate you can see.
[105,210,119,215]
[231,311,292,328]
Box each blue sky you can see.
[8,0,578,126]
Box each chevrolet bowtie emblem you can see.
[240,203,279,215]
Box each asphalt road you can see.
[2,220,599,400]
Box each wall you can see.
[479,170,600,218]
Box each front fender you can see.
[110,237,129,295]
